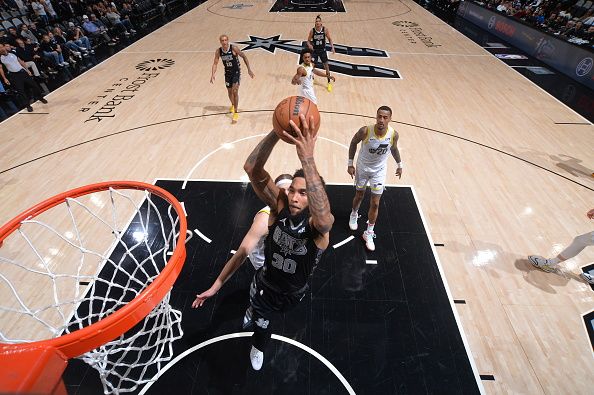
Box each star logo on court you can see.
[135,59,175,71]
[236,35,296,53]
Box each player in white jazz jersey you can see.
[191,174,293,308]
[291,48,335,105]
[347,106,403,251]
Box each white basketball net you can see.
[0,187,187,394]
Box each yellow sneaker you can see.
[327,82,333,93]
[232,112,239,123]
[230,105,235,113]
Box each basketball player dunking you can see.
[348,106,403,251]
[191,175,293,307]
[210,34,255,123]
[291,48,335,105]
[307,15,335,92]
[242,115,333,370]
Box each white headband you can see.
[275,179,292,188]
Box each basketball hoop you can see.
[0,181,187,394]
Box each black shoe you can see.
[26,106,33,112]
[40,98,48,104]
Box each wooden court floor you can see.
[0,0,593,393]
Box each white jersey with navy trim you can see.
[356,124,396,173]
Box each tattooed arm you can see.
[243,131,283,212]
[283,115,334,248]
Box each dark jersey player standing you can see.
[307,15,335,92]
[243,114,334,370]
[210,34,255,123]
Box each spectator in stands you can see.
[5,27,21,47]
[42,0,59,22]
[581,10,594,26]
[56,0,75,19]
[39,33,69,67]
[82,14,117,46]
[105,6,136,36]
[14,37,42,78]
[66,22,94,54]
[52,27,82,58]
[0,43,47,112]
[20,23,40,44]
[30,0,49,26]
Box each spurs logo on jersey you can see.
[312,27,325,49]
[273,225,308,256]
[220,46,240,72]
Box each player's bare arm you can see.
[307,29,314,50]
[390,131,403,178]
[210,49,220,83]
[244,132,283,212]
[284,115,334,248]
[312,68,335,81]
[191,213,268,308]
[292,66,306,85]
[326,28,335,53]
[347,126,366,178]
[235,47,255,78]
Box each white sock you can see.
[367,223,375,233]
[351,209,358,216]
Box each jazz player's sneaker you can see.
[230,105,235,113]
[232,112,239,123]
[579,272,594,285]
[327,82,333,93]
[362,230,376,251]
[528,255,556,273]
[348,213,359,231]
[250,345,264,370]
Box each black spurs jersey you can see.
[311,27,326,51]
[261,207,324,294]
[219,45,240,74]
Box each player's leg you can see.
[362,169,386,251]
[350,168,368,230]
[529,231,594,284]
[231,73,240,122]
[245,273,277,370]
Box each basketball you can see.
[272,96,320,144]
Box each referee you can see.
[0,44,47,112]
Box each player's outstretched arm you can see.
[284,115,334,240]
[307,29,314,50]
[312,68,335,81]
[192,212,269,308]
[244,131,282,211]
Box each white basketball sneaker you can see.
[528,255,556,273]
[349,212,359,231]
[579,272,594,285]
[362,230,376,251]
[250,345,264,370]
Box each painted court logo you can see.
[135,59,175,71]
[392,21,418,27]
[238,35,400,79]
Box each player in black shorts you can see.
[307,15,335,92]
[242,114,334,370]
[210,34,255,123]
